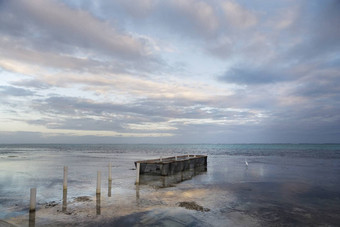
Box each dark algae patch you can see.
[178,201,210,212]
[74,196,92,202]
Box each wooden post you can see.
[96,171,101,194]
[63,166,68,190]
[96,193,101,215]
[29,188,36,212]
[62,189,67,212]
[29,209,35,227]
[108,179,112,197]
[136,163,140,184]
[108,162,112,181]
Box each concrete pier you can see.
[135,155,207,176]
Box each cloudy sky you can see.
[0,0,339,143]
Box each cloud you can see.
[0,0,339,143]
[22,93,269,137]
[11,79,51,89]
[221,1,258,29]
[1,0,146,57]
[117,0,156,18]
[164,0,219,37]
[218,66,290,85]
[280,0,340,62]
[0,0,162,76]
[0,86,35,97]
[28,118,124,132]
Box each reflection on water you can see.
[28,211,35,227]
[96,194,101,215]
[136,185,140,201]
[62,189,67,212]
[139,166,207,188]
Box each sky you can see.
[0,0,339,144]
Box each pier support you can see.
[29,188,36,212]
[108,162,112,181]
[136,163,140,184]
[96,193,101,215]
[29,209,36,227]
[63,166,68,190]
[62,189,67,212]
[96,171,101,194]
[108,179,112,197]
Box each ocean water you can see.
[1,144,340,226]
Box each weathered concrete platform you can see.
[138,165,207,188]
[135,155,207,176]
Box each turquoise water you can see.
[1,144,340,226]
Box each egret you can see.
[245,159,248,167]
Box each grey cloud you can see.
[12,79,51,89]
[0,39,120,73]
[28,118,124,132]
[0,0,158,68]
[27,117,175,134]
[32,96,226,120]
[264,0,340,68]
[117,0,156,19]
[0,86,35,96]
[218,66,290,85]
[262,107,340,143]
[289,0,340,60]
[0,0,339,143]
[0,131,172,144]
[68,0,257,40]
[88,0,220,38]
[294,77,340,99]
[29,95,266,134]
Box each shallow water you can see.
[1,144,340,226]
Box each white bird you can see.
[245,159,248,167]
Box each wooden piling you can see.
[108,179,112,197]
[96,171,101,194]
[62,189,67,212]
[29,209,35,227]
[136,163,140,184]
[63,166,68,190]
[96,193,101,215]
[29,188,36,212]
[108,162,112,181]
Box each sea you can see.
[0,144,340,226]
